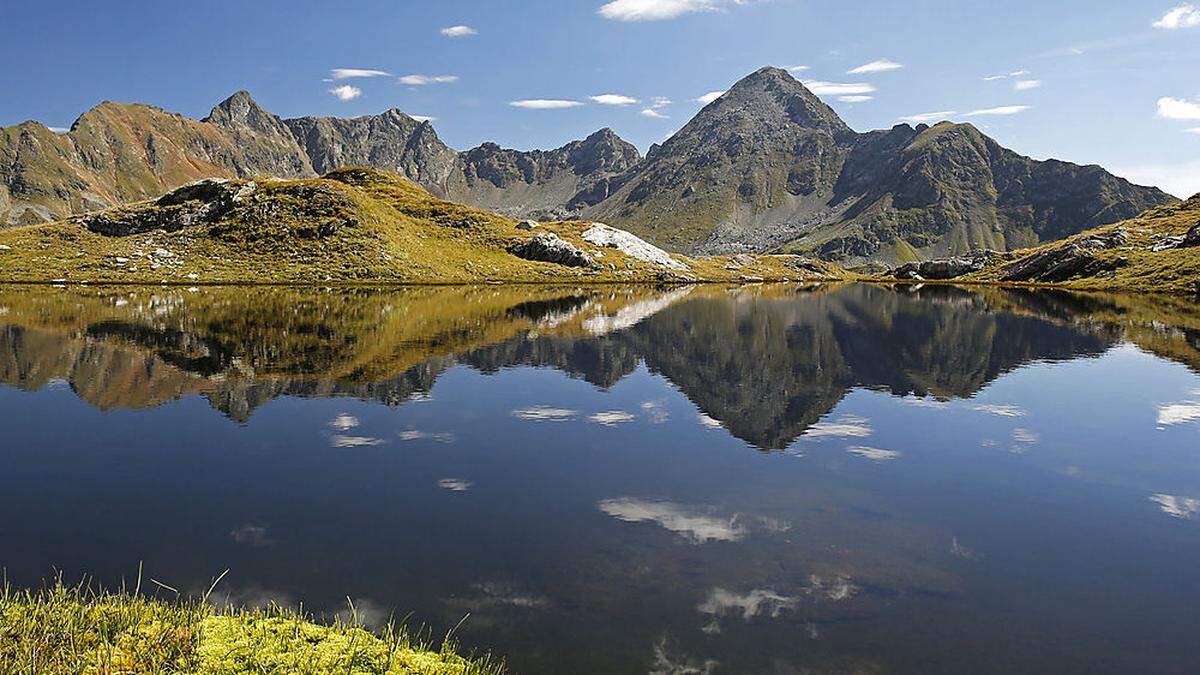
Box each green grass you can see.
[0,576,505,674]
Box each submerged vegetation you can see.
[0,577,504,674]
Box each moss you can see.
[0,580,503,674]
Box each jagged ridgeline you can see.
[1,68,1175,265]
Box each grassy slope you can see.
[962,195,1200,294]
[0,167,846,285]
[0,581,502,674]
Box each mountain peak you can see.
[204,91,275,128]
[704,66,852,137]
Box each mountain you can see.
[584,67,1175,264]
[1,71,1176,265]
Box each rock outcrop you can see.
[508,232,597,268]
[998,228,1128,282]
[891,251,1006,280]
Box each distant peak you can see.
[204,90,273,125]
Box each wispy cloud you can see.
[899,110,956,124]
[966,105,1031,116]
[695,90,726,104]
[330,68,391,80]
[801,80,876,96]
[597,497,746,543]
[846,445,901,461]
[1153,3,1200,29]
[328,85,362,101]
[438,478,473,492]
[330,434,385,447]
[1014,79,1042,91]
[1012,428,1040,444]
[983,69,1031,81]
[641,108,669,118]
[1150,493,1200,518]
[802,415,872,439]
[641,96,672,119]
[511,405,580,420]
[970,403,1028,417]
[787,65,810,72]
[510,99,584,110]
[589,410,636,425]
[847,58,903,74]
[838,95,873,103]
[409,115,437,123]
[399,74,458,85]
[1157,97,1200,120]
[590,93,639,105]
[440,25,478,37]
[598,0,750,22]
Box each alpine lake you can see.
[2,282,1199,674]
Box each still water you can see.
[2,283,1199,673]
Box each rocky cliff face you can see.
[2,72,1176,265]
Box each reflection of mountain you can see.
[0,283,1195,448]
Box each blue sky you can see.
[3,0,1198,196]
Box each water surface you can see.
[2,283,1200,674]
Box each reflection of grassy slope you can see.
[0,168,848,285]
[0,582,502,674]
[964,196,1200,294]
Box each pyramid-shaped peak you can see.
[204,91,277,127]
[698,66,852,137]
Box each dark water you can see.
[2,283,1200,674]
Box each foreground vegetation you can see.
[0,579,503,674]
[0,167,845,285]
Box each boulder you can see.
[581,222,689,271]
[1000,228,1128,282]
[516,219,539,231]
[889,250,1001,280]
[508,232,597,268]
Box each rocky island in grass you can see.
[0,167,845,285]
[885,195,1200,295]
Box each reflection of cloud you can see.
[512,405,579,422]
[808,574,857,601]
[1157,400,1200,426]
[951,536,979,560]
[330,435,386,448]
[209,586,296,611]
[438,478,473,492]
[230,523,275,547]
[329,413,359,431]
[1150,493,1200,518]
[846,445,901,461]
[650,637,718,675]
[1011,428,1039,444]
[698,588,798,634]
[335,597,392,630]
[589,410,636,426]
[900,396,948,409]
[446,581,549,610]
[642,401,670,424]
[802,415,872,439]
[597,498,745,543]
[697,413,723,429]
[398,429,456,443]
[970,403,1027,417]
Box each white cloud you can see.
[1012,428,1040,444]
[47,126,69,134]
[589,410,637,425]
[590,93,639,105]
[510,99,584,109]
[1010,69,1030,76]
[328,85,362,101]
[1153,3,1200,29]
[1014,79,1042,91]
[847,58,903,74]
[1157,399,1200,425]
[597,497,746,543]
[970,403,1028,417]
[966,105,1031,116]
[983,75,1008,81]
[838,95,873,103]
[1157,96,1200,120]
[329,413,359,431]
[399,74,458,86]
[802,415,872,439]
[440,24,478,37]
[787,65,810,72]
[438,478,473,492]
[330,434,385,448]
[598,0,738,22]
[409,115,437,123]
[696,90,726,104]
[1113,160,1200,198]
[330,68,391,80]
[1150,493,1200,518]
[898,110,956,124]
[511,405,579,420]
[846,445,901,461]
[801,80,876,96]
[397,429,455,443]
[641,108,669,119]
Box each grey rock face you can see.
[80,179,258,236]
[999,229,1128,282]
[203,92,314,177]
[508,232,597,268]
[891,251,1004,280]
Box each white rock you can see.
[0,245,11,251]
[581,223,688,271]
